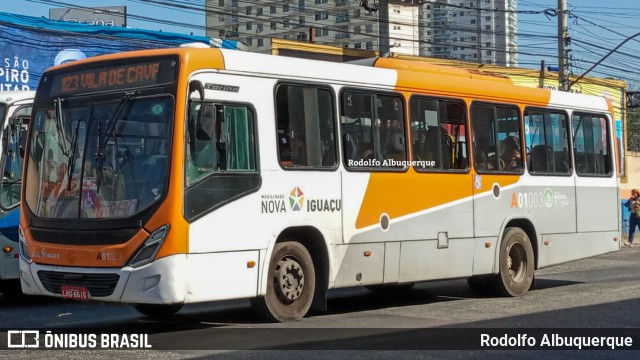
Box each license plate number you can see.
[61,285,90,300]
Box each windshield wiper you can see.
[53,97,79,192]
[65,108,88,191]
[54,98,72,157]
[94,91,137,193]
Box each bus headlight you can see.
[127,224,170,268]
[18,226,31,263]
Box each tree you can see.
[628,107,640,152]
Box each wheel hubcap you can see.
[274,256,305,304]
[507,243,526,283]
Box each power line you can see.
[570,31,640,88]
[14,0,640,86]
[6,0,568,55]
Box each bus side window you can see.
[342,91,406,169]
[410,97,467,171]
[525,110,571,175]
[573,114,611,176]
[276,84,336,169]
[471,103,521,173]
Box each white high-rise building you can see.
[205,0,517,66]
[423,0,518,66]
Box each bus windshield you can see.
[25,94,174,219]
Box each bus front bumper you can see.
[19,254,187,304]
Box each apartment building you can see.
[425,0,518,66]
[206,0,517,66]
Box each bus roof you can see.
[44,47,611,112]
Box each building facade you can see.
[206,0,517,66]
[424,0,518,66]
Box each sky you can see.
[1,0,640,89]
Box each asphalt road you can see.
[1,244,639,359]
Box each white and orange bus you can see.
[18,47,620,321]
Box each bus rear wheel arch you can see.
[495,227,534,296]
[251,241,316,322]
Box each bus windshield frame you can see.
[24,57,179,225]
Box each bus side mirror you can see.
[188,80,207,139]
[189,80,204,103]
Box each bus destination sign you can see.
[48,59,176,97]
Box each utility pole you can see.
[476,0,482,64]
[359,1,389,55]
[379,0,390,55]
[558,0,569,91]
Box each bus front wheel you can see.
[251,241,316,322]
[495,227,534,296]
[134,303,183,318]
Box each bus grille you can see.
[37,271,120,297]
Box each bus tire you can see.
[495,227,534,297]
[134,303,183,318]
[251,241,315,322]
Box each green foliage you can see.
[628,107,640,152]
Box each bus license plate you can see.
[61,285,90,300]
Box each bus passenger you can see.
[501,135,522,171]
[195,106,218,172]
[361,143,374,161]
[474,136,495,171]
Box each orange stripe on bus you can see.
[355,171,520,229]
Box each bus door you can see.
[471,104,526,239]
[271,83,343,238]
[522,109,577,236]
[571,113,618,233]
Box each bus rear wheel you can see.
[495,227,534,296]
[134,303,183,318]
[251,241,316,322]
